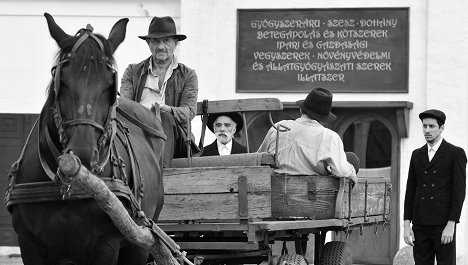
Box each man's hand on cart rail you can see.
[403,220,415,246]
[326,165,357,188]
[350,174,358,188]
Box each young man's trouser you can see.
[412,224,456,265]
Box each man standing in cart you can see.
[257,87,358,185]
[403,109,466,265]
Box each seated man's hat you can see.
[296,87,337,122]
[139,16,187,41]
[346,152,360,174]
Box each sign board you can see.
[236,8,409,93]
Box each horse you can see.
[6,13,167,265]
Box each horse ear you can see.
[108,18,129,54]
[44,13,71,48]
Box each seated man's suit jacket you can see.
[200,140,247,157]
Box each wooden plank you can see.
[177,241,259,250]
[170,153,275,168]
[163,167,271,194]
[157,223,249,232]
[160,193,271,220]
[254,219,346,231]
[159,167,272,221]
[196,98,283,115]
[159,216,386,234]
[271,175,339,219]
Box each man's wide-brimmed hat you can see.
[419,109,446,125]
[346,152,360,174]
[138,16,187,41]
[296,87,337,122]
[207,112,244,135]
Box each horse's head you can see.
[45,13,128,171]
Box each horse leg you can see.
[12,211,47,265]
[117,244,148,265]
[91,234,121,265]
[16,230,47,265]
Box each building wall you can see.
[180,0,468,262]
[1,0,468,263]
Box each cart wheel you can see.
[319,241,352,265]
[276,254,307,265]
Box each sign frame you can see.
[236,8,409,93]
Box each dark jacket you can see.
[119,56,198,135]
[201,139,247,157]
[404,139,467,225]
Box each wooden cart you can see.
[157,98,391,265]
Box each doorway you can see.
[335,112,398,264]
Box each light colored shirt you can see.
[139,56,179,109]
[428,137,443,161]
[217,139,233,156]
[258,116,356,180]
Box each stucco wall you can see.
[180,0,468,262]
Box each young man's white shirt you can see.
[427,137,443,161]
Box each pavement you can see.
[0,247,22,265]
[0,255,23,265]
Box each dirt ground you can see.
[0,255,23,265]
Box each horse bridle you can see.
[50,25,118,174]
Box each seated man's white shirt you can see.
[258,117,356,179]
[139,56,178,109]
[217,140,233,156]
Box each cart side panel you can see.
[159,166,272,221]
[271,174,339,219]
[270,174,391,220]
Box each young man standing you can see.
[404,109,467,265]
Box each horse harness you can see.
[51,24,118,172]
[5,26,157,222]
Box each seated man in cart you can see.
[258,87,358,185]
[200,112,247,156]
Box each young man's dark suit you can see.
[404,139,467,264]
[200,140,247,157]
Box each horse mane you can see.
[42,32,116,126]
[45,32,116,98]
